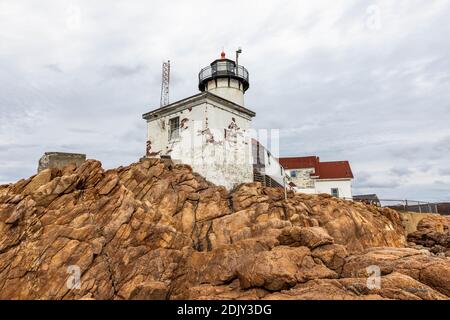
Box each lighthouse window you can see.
[169,117,180,140]
[331,188,339,198]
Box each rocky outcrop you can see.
[0,158,448,300]
[407,215,450,256]
[264,272,448,300]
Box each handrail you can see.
[198,64,249,83]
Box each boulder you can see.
[264,272,448,300]
[408,215,450,248]
[237,246,337,291]
[341,247,450,296]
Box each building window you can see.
[290,170,297,178]
[331,188,339,198]
[169,117,180,140]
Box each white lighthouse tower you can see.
[198,51,249,106]
[142,51,255,190]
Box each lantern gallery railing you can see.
[198,62,249,91]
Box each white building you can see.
[279,156,354,199]
[252,139,287,188]
[142,52,286,190]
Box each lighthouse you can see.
[198,51,249,106]
[142,51,256,190]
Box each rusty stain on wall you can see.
[197,128,224,145]
[146,140,152,156]
[144,100,255,190]
[224,118,244,145]
[147,139,163,157]
[181,118,189,129]
[228,118,240,131]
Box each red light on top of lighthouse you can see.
[221,51,226,59]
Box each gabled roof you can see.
[279,156,354,180]
[279,156,318,170]
[142,92,256,120]
[316,161,354,179]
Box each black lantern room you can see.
[198,51,250,92]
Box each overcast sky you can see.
[1,0,449,202]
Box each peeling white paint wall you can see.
[146,98,254,190]
[205,78,245,106]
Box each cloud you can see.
[0,0,450,202]
[44,64,63,73]
[353,170,401,190]
[390,167,413,177]
[355,181,401,190]
[439,168,450,176]
[101,64,147,79]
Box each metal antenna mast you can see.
[160,60,170,107]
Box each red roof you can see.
[279,156,353,180]
[279,156,318,170]
[315,161,353,179]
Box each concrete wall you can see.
[38,152,86,172]
[146,98,254,190]
[315,179,353,199]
